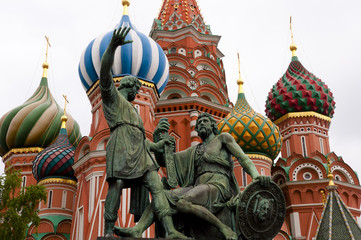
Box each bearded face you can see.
[196,117,214,140]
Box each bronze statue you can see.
[114,113,274,240]
[100,27,186,239]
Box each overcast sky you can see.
[0,0,360,177]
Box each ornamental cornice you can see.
[246,154,273,163]
[156,97,231,113]
[3,147,44,160]
[38,178,77,186]
[73,150,106,171]
[274,111,331,125]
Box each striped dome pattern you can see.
[0,77,81,156]
[33,127,75,181]
[266,56,335,121]
[218,92,282,160]
[79,15,169,94]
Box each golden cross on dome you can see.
[237,52,244,94]
[290,17,294,45]
[45,35,51,63]
[63,94,69,116]
[289,16,297,57]
[42,35,51,77]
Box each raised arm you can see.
[100,27,132,89]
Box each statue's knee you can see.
[177,199,191,211]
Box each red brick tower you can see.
[266,22,361,239]
[73,1,170,238]
[150,0,232,150]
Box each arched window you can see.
[242,169,247,187]
[301,136,307,157]
[170,47,177,54]
[62,190,67,209]
[319,138,324,154]
[286,140,291,157]
[168,93,182,99]
[48,190,53,208]
[22,176,27,189]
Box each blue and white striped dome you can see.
[79,15,169,94]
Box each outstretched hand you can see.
[110,27,133,49]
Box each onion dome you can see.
[32,115,76,181]
[265,26,335,121]
[218,64,282,160]
[0,55,81,157]
[79,0,169,94]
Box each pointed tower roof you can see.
[315,186,361,239]
[153,0,211,34]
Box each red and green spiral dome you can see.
[265,56,335,121]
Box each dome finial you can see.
[289,16,297,57]
[61,94,69,129]
[122,0,130,15]
[42,35,51,78]
[327,157,335,186]
[237,52,244,94]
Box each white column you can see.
[290,212,303,238]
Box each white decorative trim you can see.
[189,111,199,118]
[303,172,312,180]
[190,120,197,127]
[292,163,324,181]
[190,130,198,138]
[272,170,287,180]
[331,165,354,184]
[73,150,106,170]
[290,212,303,238]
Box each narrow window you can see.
[301,136,307,157]
[78,208,84,240]
[286,140,291,157]
[62,190,67,209]
[319,138,324,154]
[48,190,53,208]
[242,169,247,187]
[22,176,27,189]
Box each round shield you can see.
[238,180,286,240]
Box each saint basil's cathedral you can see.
[0,0,360,239]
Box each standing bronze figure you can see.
[100,27,186,239]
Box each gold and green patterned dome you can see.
[0,62,81,157]
[218,74,282,160]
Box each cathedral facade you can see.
[0,1,360,239]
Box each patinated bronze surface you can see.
[100,27,186,239]
[238,181,286,240]
[113,113,285,240]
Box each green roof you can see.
[315,186,361,239]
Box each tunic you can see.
[100,80,158,181]
[165,143,239,212]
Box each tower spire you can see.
[42,35,51,78]
[61,94,69,129]
[122,0,130,16]
[289,16,297,57]
[237,52,244,94]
